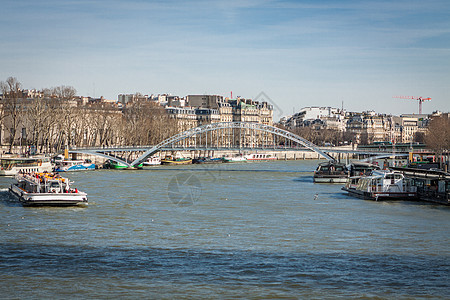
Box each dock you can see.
[392,167,450,205]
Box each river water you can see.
[0,160,448,299]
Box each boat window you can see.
[1,159,39,168]
[414,180,423,187]
[50,181,60,188]
[394,174,402,180]
[362,180,368,189]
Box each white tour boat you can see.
[0,157,54,176]
[222,155,247,163]
[9,172,88,206]
[143,156,161,166]
[244,153,277,161]
[342,169,417,201]
[54,160,96,172]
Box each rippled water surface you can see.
[1,160,449,298]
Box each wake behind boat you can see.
[9,172,88,206]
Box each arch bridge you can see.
[69,122,335,168]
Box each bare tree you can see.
[51,85,77,101]
[24,98,49,151]
[425,115,450,168]
[414,131,425,144]
[0,77,24,153]
[343,131,356,145]
[359,131,369,145]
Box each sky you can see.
[1,0,449,120]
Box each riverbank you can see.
[66,148,359,166]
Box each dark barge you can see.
[392,167,450,205]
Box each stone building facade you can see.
[283,107,432,145]
[165,95,274,147]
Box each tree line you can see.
[0,77,177,154]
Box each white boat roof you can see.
[1,156,49,161]
[363,169,403,179]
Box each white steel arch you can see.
[130,122,335,167]
[69,149,132,167]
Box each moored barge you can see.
[192,157,223,164]
[313,161,349,183]
[342,170,417,201]
[161,157,192,165]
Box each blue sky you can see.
[1,0,449,119]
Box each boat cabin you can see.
[16,172,75,194]
[349,161,380,176]
[357,170,416,195]
[315,161,348,175]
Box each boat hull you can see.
[55,163,96,172]
[245,158,277,161]
[108,164,127,169]
[143,162,161,166]
[161,159,192,165]
[244,153,277,161]
[192,158,223,164]
[313,176,348,184]
[9,184,88,206]
[342,187,418,201]
[223,157,247,163]
[104,161,143,169]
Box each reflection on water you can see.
[0,160,449,298]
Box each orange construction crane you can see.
[393,96,431,114]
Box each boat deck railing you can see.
[369,183,417,193]
[315,170,348,176]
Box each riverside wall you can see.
[69,149,359,166]
[0,145,358,165]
